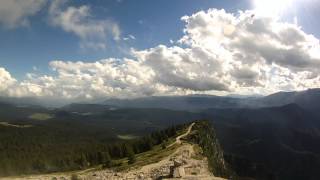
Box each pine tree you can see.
[126,146,136,164]
[103,152,112,167]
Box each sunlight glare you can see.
[253,0,294,17]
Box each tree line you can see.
[0,124,183,177]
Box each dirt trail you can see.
[168,123,194,148]
[3,123,226,180]
[140,123,195,173]
[77,123,226,179]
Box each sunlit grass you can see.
[112,139,179,171]
[29,113,53,120]
[117,134,139,140]
[0,122,33,128]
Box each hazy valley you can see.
[0,89,320,179]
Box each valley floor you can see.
[2,123,226,180]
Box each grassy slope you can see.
[112,127,186,171]
[4,124,188,179]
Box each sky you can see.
[0,0,320,102]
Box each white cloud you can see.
[1,8,320,100]
[49,0,121,50]
[0,68,16,93]
[123,34,136,41]
[4,59,178,99]
[79,42,107,51]
[0,0,47,28]
[128,34,136,40]
[133,45,230,91]
[178,9,320,93]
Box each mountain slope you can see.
[259,88,320,112]
[5,121,229,180]
[205,104,320,180]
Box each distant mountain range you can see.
[1,88,320,179]
[1,88,319,112]
[101,88,320,111]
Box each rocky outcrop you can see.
[187,120,235,179]
[8,122,229,180]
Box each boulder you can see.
[173,159,183,167]
[173,167,185,178]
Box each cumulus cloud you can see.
[49,0,121,50]
[0,68,16,93]
[133,45,230,91]
[3,59,180,99]
[178,9,320,93]
[1,8,320,100]
[0,0,47,28]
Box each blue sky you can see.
[1,0,319,79]
[1,0,253,79]
[0,0,320,100]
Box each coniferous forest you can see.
[0,119,184,176]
